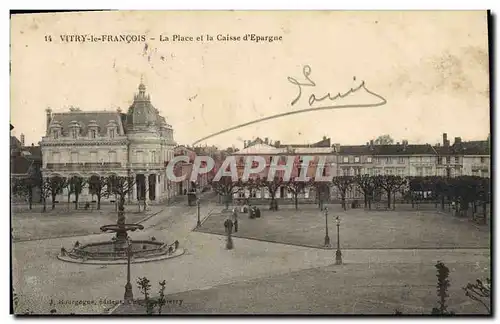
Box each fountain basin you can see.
[58,239,184,265]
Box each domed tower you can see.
[126,81,160,130]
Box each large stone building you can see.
[227,133,490,203]
[40,82,176,204]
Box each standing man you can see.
[232,207,239,232]
[224,216,234,250]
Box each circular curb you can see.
[56,248,185,265]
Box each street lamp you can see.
[196,198,201,227]
[324,207,330,247]
[124,239,134,303]
[335,216,342,265]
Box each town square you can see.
[9,10,491,316]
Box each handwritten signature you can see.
[192,65,387,145]
[287,65,387,107]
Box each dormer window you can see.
[68,120,81,139]
[106,120,118,138]
[49,121,63,139]
[88,120,99,139]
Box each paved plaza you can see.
[12,205,164,242]
[11,197,491,315]
[196,204,490,249]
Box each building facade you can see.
[40,82,176,204]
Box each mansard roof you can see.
[48,110,125,136]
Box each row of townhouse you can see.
[227,133,490,202]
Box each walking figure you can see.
[223,217,234,250]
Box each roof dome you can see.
[127,82,159,126]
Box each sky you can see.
[10,11,490,149]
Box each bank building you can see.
[40,81,176,204]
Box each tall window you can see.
[151,151,156,163]
[454,156,459,164]
[90,129,97,139]
[480,157,486,164]
[386,157,392,164]
[72,130,78,139]
[354,156,360,163]
[366,157,372,163]
[52,152,60,163]
[109,129,115,138]
[343,156,349,163]
[52,130,59,139]
[398,157,405,164]
[108,151,117,163]
[437,157,442,165]
[70,152,79,163]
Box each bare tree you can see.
[374,134,394,145]
[263,176,284,211]
[286,178,307,210]
[210,176,242,210]
[332,176,355,211]
[354,174,376,209]
[88,175,107,210]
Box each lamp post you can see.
[124,239,134,303]
[335,216,342,265]
[197,198,201,227]
[324,207,330,247]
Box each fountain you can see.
[57,176,184,264]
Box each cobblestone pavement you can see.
[196,204,490,249]
[12,196,491,315]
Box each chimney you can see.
[45,108,52,134]
[443,133,448,147]
[370,140,374,150]
[323,135,327,140]
[265,137,269,144]
[275,140,281,148]
[20,133,25,146]
[402,140,408,151]
[243,140,247,148]
[335,143,341,153]
[454,137,462,145]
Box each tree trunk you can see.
[28,188,33,210]
[97,194,101,210]
[441,195,445,211]
[75,192,79,210]
[294,194,298,210]
[51,193,56,209]
[42,197,47,213]
[368,198,372,210]
[364,195,367,208]
[341,195,346,211]
[387,191,391,209]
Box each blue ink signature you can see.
[192,65,387,146]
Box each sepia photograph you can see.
[9,10,491,315]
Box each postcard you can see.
[10,10,491,315]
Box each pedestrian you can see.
[232,208,238,232]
